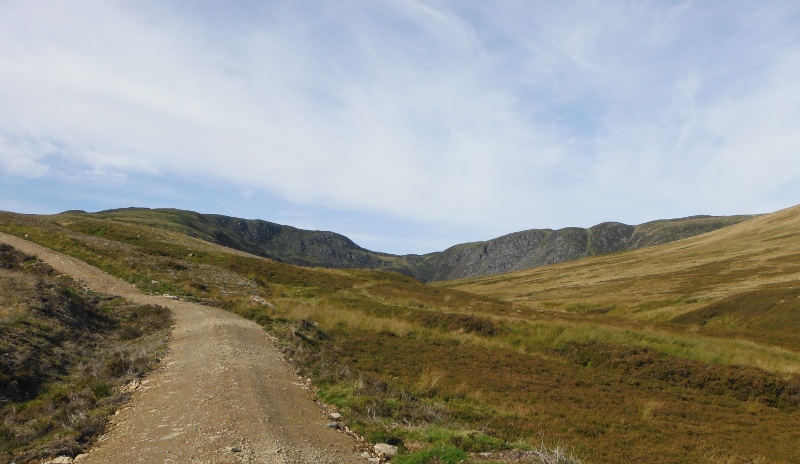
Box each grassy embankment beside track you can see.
[0,243,170,464]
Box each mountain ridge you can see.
[51,207,757,282]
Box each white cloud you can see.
[1,0,799,249]
[0,133,53,177]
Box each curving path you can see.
[0,232,364,464]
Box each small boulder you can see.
[45,457,74,464]
[329,412,342,420]
[374,443,398,457]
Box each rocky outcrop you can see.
[406,224,628,282]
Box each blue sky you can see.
[2,1,800,254]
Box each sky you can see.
[1,1,800,255]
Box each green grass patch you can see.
[394,445,467,464]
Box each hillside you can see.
[51,208,755,282]
[2,207,800,463]
[408,215,755,281]
[441,204,800,351]
[55,207,403,270]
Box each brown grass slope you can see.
[442,203,800,322]
[2,210,800,463]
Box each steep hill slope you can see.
[52,208,755,282]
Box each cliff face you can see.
[81,208,756,282]
[408,223,634,281]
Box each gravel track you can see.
[0,232,364,464]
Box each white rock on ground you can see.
[374,443,398,457]
[44,457,73,464]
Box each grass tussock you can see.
[393,444,468,464]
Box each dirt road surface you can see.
[0,232,365,464]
